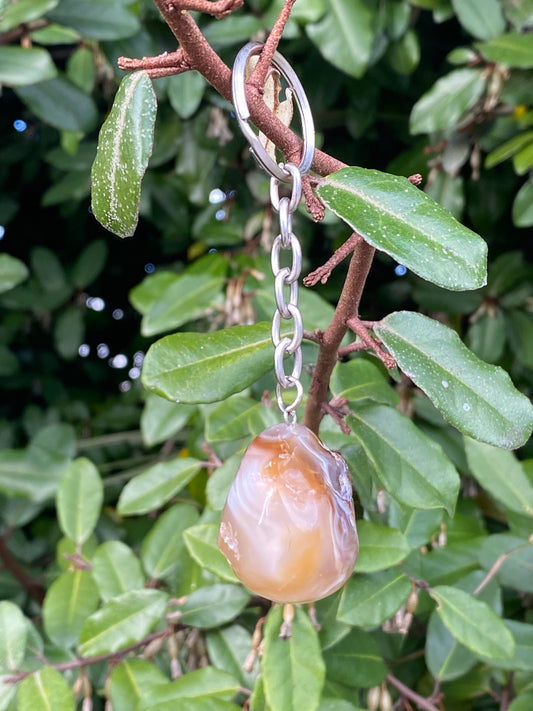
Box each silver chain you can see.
[270,163,304,423]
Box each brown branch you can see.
[346,317,396,370]
[304,232,363,287]
[0,534,44,604]
[302,176,325,221]
[304,240,375,434]
[173,0,243,19]
[473,541,532,595]
[118,49,191,77]
[248,0,298,90]
[387,673,441,711]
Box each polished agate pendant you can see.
[218,423,358,603]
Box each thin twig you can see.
[304,232,363,287]
[387,673,440,711]
[346,316,396,370]
[473,541,532,595]
[248,0,298,90]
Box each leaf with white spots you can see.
[375,311,533,449]
[91,71,156,238]
[317,167,487,290]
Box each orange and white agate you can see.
[218,423,358,603]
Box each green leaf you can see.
[91,71,157,238]
[43,570,100,648]
[0,0,59,32]
[0,253,28,294]
[430,585,515,659]
[464,438,533,516]
[78,589,168,657]
[142,322,285,404]
[140,273,225,336]
[322,629,387,688]
[465,308,506,363]
[262,605,325,711]
[109,659,168,711]
[141,393,196,447]
[478,534,533,593]
[91,541,145,601]
[141,504,199,580]
[513,179,533,227]
[409,68,486,134]
[206,455,240,512]
[183,523,239,583]
[508,692,533,711]
[167,71,205,119]
[337,569,412,626]
[476,32,533,68]
[375,311,533,449]
[0,601,27,672]
[478,619,533,671]
[15,76,98,132]
[56,457,103,544]
[137,699,240,711]
[30,245,66,292]
[117,457,202,515]
[307,0,378,79]
[385,29,420,75]
[317,167,487,290]
[18,667,75,711]
[137,667,240,708]
[48,0,140,40]
[451,0,505,39]
[329,358,399,407]
[177,584,250,629]
[70,239,108,288]
[356,520,411,572]
[206,396,259,442]
[0,46,57,86]
[485,131,533,169]
[507,309,533,369]
[206,625,258,689]
[347,404,460,514]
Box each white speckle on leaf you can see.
[442,380,449,388]
[463,403,471,412]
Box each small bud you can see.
[406,588,419,615]
[367,686,381,711]
[380,687,393,711]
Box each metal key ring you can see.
[232,41,315,183]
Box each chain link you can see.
[270,163,304,423]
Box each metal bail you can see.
[232,41,315,182]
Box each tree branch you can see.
[304,231,363,287]
[387,673,441,711]
[0,534,44,604]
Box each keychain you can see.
[218,42,358,604]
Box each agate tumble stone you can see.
[218,423,358,603]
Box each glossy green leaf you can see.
[137,667,240,708]
[514,140,533,174]
[385,29,420,75]
[451,0,505,39]
[307,0,378,79]
[206,396,259,442]
[48,0,140,39]
[91,541,145,601]
[465,309,506,363]
[117,457,201,515]
[322,629,387,688]
[109,659,168,711]
[375,311,533,448]
[329,358,398,407]
[79,589,168,657]
[0,601,27,672]
[177,584,250,629]
[347,404,460,514]
[0,46,57,86]
[56,457,103,544]
[485,131,533,169]
[508,692,533,711]
[388,503,443,548]
[183,523,238,583]
[141,393,196,447]
[317,167,487,290]
[337,569,412,626]
[15,77,98,132]
[425,172,465,219]
[18,667,74,711]
[478,534,533,593]
[425,570,501,681]
[206,625,258,689]
[464,439,533,516]
[0,424,75,502]
[206,455,240,512]
[0,0,58,31]
[43,570,100,648]
[262,605,325,711]
[137,699,240,711]
[356,520,411,572]
[141,504,199,580]
[476,32,533,68]
[402,539,483,587]
[167,71,205,119]
[513,179,533,227]
[478,619,533,671]
[410,68,486,134]
[142,323,285,404]
[430,585,515,659]
[91,71,157,238]
[140,273,225,336]
[0,253,28,294]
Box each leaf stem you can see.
[386,673,440,711]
